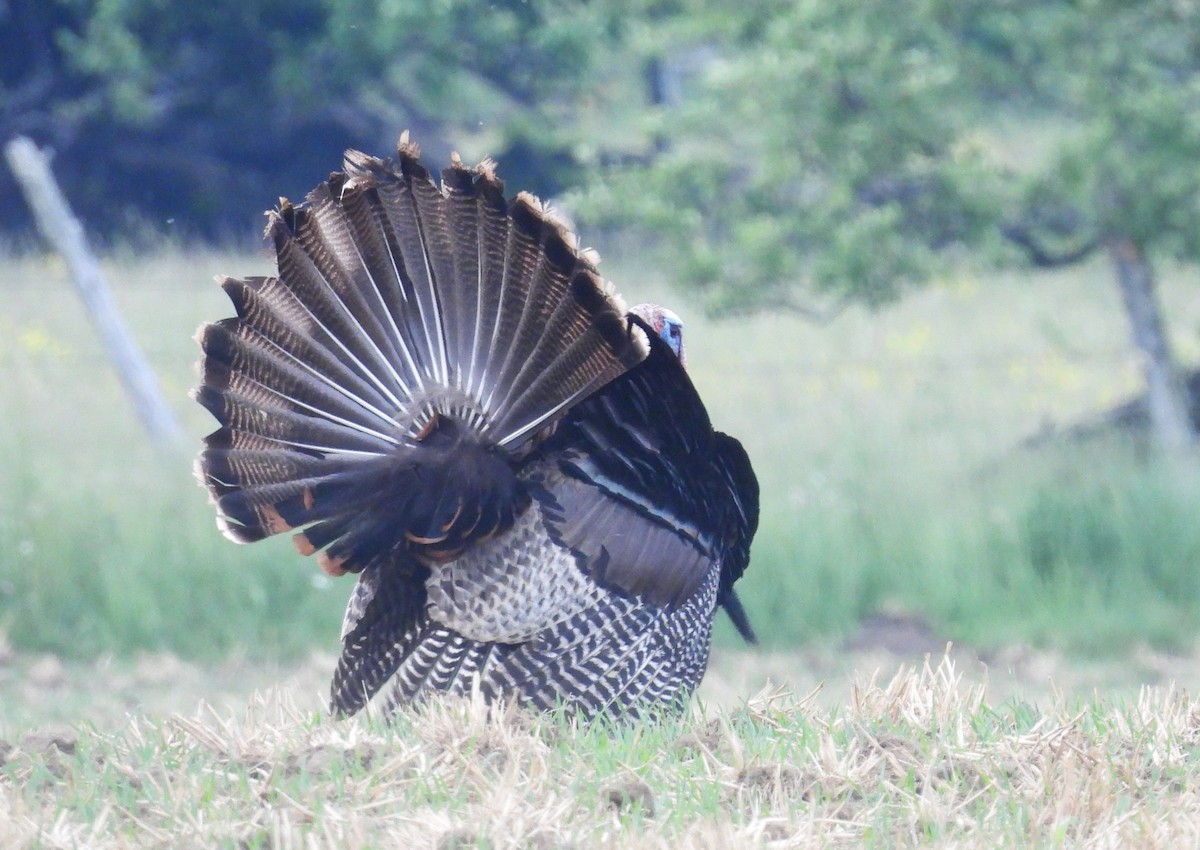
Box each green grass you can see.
[0,246,347,659]
[2,244,1200,661]
[694,254,1200,655]
[737,435,1200,653]
[5,657,1199,848]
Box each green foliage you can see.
[575,0,1015,314]
[12,0,1200,315]
[964,0,1200,257]
[576,0,1200,314]
[0,0,624,237]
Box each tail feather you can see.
[197,320,398,442]
[461,161,511,400]
[498,312,637,446]
[351,145,452,388]
[204,315,395,419]
[400,146,460,379]
[481,196,570,411]
[199,442,383,542]
[324,170,433,393]
[197,389,391,458]
[292,183,418,398]
[271,207,414,406]
[194,362,396,451]
[221,272,409,415]
[441,158,486,389]
[196,135,649,570]
[200,447,367,494]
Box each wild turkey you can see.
[194,136,759,719]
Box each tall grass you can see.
[0,246,345,659]
[1,244,1199,660]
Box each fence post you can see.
[4,135,183,446]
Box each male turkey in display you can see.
[194,135,759,719]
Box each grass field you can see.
[2,244,1200,662]
[4,244,1200,847]
[6,655,1200,848]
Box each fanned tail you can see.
[194,136,649,574]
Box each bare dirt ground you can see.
[5,612,1200,734]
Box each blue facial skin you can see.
[661,316,683,359]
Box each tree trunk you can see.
[1106,235,1195,449]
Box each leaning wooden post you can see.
[4,135,183,446]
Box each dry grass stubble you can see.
[4,654,1200,848]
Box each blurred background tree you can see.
[578,0,1200,448]
[4,0,1199,445]
[0,0,622,238]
